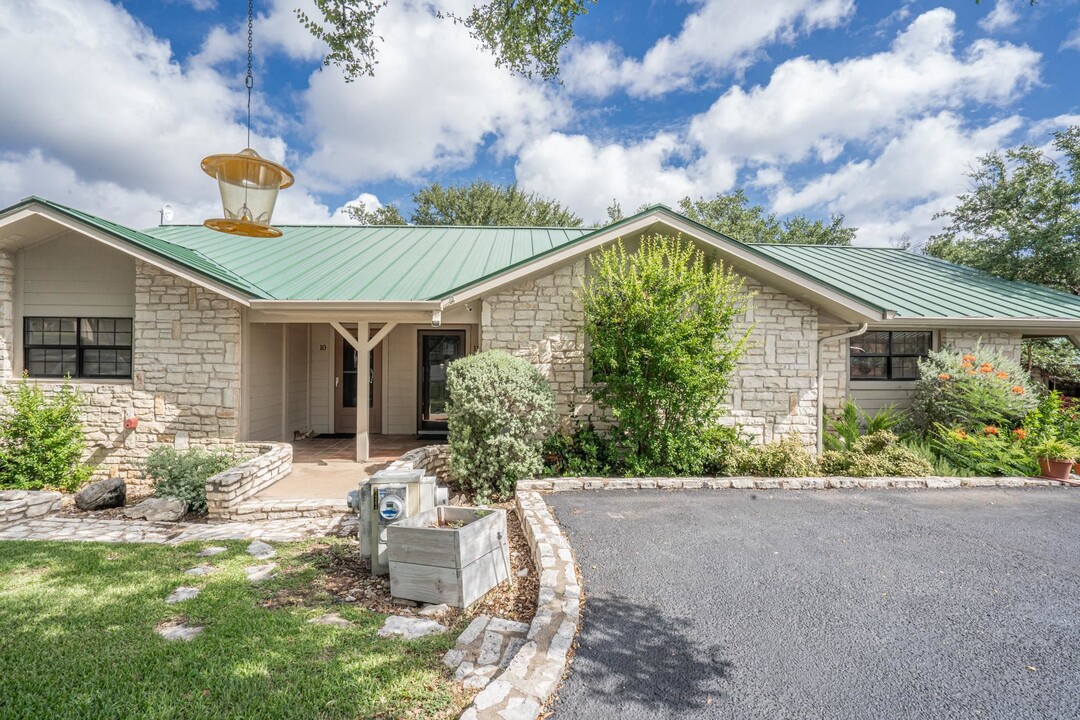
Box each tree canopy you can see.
[676,191,857,245]
[924,126,1080,294]
[298,0,596,83]
[346,180,583,226]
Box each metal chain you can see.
[245,0,254,149]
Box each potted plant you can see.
[1032,438,1079,481]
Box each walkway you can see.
[547,487,1080,720]
[257,435,434,501]
[0,514,356,544]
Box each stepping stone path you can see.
[165,586,200,604]
[308,613,353,628]
[197,546,228,557]
[377,615,447,640]
[247,540,275,560]
[185,565,214,576]
[245,563,277,582]
[157,621,204,642]
[441,616,530,691]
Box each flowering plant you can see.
[910,343,1039,435]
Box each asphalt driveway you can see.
[547,488,1080,719]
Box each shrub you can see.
[447,350,556,502]
[0,377,91,491]
[143,447,235,514]
[542,421,617,477]
[1031,438,1080,461]
[929,425,1038,477]
[1021,391,1080,447]
[823,401,904,452]
[820,431,935,477]
[580,234,752,475]
[729,435,819,477]
[910,344,1039,434]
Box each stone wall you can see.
[205,442,291,520]
[819,327,850,418]
[386,443,450,483]
[0,490,62,526]
[939,329,1024,362]
[480,261,592,423]
[2,259,244,486]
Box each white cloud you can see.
[978,0,1019,33]
[771,113,1024,245]
[563,0,854,99]
[514,132,709,223]
[688,9,1040,166]
[1063,23,1080,52]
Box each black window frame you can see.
[849,331,932,382]
[24,316,133,380]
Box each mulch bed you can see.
[263,502,538,625]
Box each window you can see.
[849,331,931,381]
[24,317,133,379]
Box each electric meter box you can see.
[358,469,440,576]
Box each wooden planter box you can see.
[387,506,511,608]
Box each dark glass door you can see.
[419,331,465,432]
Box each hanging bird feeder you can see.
[202,0,293,238]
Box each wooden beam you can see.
[365,321,397,352]
[329,321,362,352]
[356,321,370,462]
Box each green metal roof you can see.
[5,196,1080,321]
[145,223,594,301]
[753,245,1080,319]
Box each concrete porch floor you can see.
[255,435,435,501]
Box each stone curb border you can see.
[0,490,62,527]
[519,475,1066,492]
[458,490,580,720]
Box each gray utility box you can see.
[387,506,511,608]
[358,469,438,576]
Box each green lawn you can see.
[0,538,465,720]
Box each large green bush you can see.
[929,425,1038,477]
[0,377,91,491]
[542,421,617,477]
[819,431,936,477]
[580,234,751,475]
[910,344,1038,434]
[447,350,556,502]
[143,447,236,514]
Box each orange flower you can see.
[1013,428,1028,440]
[984,426,999,436]
[962,354,976,363]
[966,370,978,376]
[938,373,951,381]
[996,371,1009,380]
[961,361,974,369]
[978,363,994,373]
[1011,385,1025,395]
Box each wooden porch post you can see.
[356,321,370,462]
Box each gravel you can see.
[547,487,1080,720]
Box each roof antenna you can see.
[159,203,174,226]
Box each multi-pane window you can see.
[24,317,133,379]
[849,331,932,381]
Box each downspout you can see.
[816,323,868,455]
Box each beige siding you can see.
[20,232,135,316]
[309,323,333,435]
[386,324,418,435]
[248,323,284,441]
[850,381,917,415]
[286,324,309,437]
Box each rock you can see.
[197,546,227,557]
[158,622,204,641]
[392,597,418,608]
[308,613,353,628]
[245,563,277,582]
[166,586,200,604]
[344,594,356,602]
[419,603,450,617]
[74,477,125,511]
[185,565,214,576]
[124,498,186,522]
[442,649,466,668]
[515,568,529,578]
[462,675,490,690]
[247,540,275,559]
[377,615,447,640]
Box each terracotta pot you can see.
[1038,456,1074,481]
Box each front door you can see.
[334,330,382,434]
[418,330,466,433]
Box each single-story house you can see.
[2,195,1080,479]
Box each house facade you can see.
[1,197,1079,480]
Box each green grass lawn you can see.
[0,538,465,720]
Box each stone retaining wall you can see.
[459,490,581,720]
[0,490,62,526]
[205,442,292,520]
[385,443,450,482]
[519,475,1059,492]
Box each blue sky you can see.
[1,0,1077,244]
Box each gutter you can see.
[816,323,868,455]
